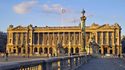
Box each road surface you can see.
[78,58,125,70]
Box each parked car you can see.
[104,54,113,58]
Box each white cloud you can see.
[13,0,71,14]
[13,0,38,14]
[41,4,71,14]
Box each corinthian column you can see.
[107,32,109,45]
[101,32,103,45]
[38,33,39,45]
[74,32,75,45]
[68,32,71,55]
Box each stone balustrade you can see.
[0,55,91,70]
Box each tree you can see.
[121,35,125,53]
[0,31,7,53]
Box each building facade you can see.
[85,23,122,55]
[6,23,122,56]
[6,13,122,56]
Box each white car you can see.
[104,54,113,58]
[34,52,39,54]
[105,54,111,56]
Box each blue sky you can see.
[0,0,125,35]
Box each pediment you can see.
[87,23,99,29]
[97,24,112,29]
[12,26,27,30]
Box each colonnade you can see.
[7,32,82,56]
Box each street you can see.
[78,58,125,70]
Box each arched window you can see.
[23,49,25,54]
[70,48,74,54]
[28,47,30,53]
[39,47,43,54]
[99,49,101,54]
[18,48,21,54]
[65,47,68,54]
[13,49,16,53]
[44,48,48,54]
[49,47,53,54]
[110,50,112,54]
[34,47,37,53]
[75,47,79,53]
[104,48,107,54]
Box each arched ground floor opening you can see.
[39,47,43,54]
[110,50,112,54]
[64,47,68,54]
[70,48,74,54]
[104,48,107,55]
[75,47,79,54]
[49,47,53,55]
[99,49,101,54]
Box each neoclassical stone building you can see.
[6,12,122,56]
[85,23,122,55]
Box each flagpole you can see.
[61,8,64,26]
[61,12,63,26]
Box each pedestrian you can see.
[2,53,4,58]
[5,52,8,61]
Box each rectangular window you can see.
[44,33,48,45]
[23,33,26,45]
[59,32,63,43]
[18,33,21,44]
[103,32,106,44]
[75,33,79,44]
[49,33,53,45]
[70,32,74,45]
[109,32,112,46]
[13,33,16,44]
[33,33,38,44]
[53,33,57,45]
[97,32,101,45]
[65,32,68,44]
[39,33,43,44]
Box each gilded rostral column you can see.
[80,9,86,52]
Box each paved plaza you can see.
[78,58,125,70]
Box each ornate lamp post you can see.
[80,9,86,52]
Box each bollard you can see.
[60,59,64,70]
[41,61,53,70]
[70,57,74,69]
[75,57,78,66]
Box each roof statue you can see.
[81,9,85,16]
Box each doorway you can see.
[99,49,101,54]
[104,48,107,54]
